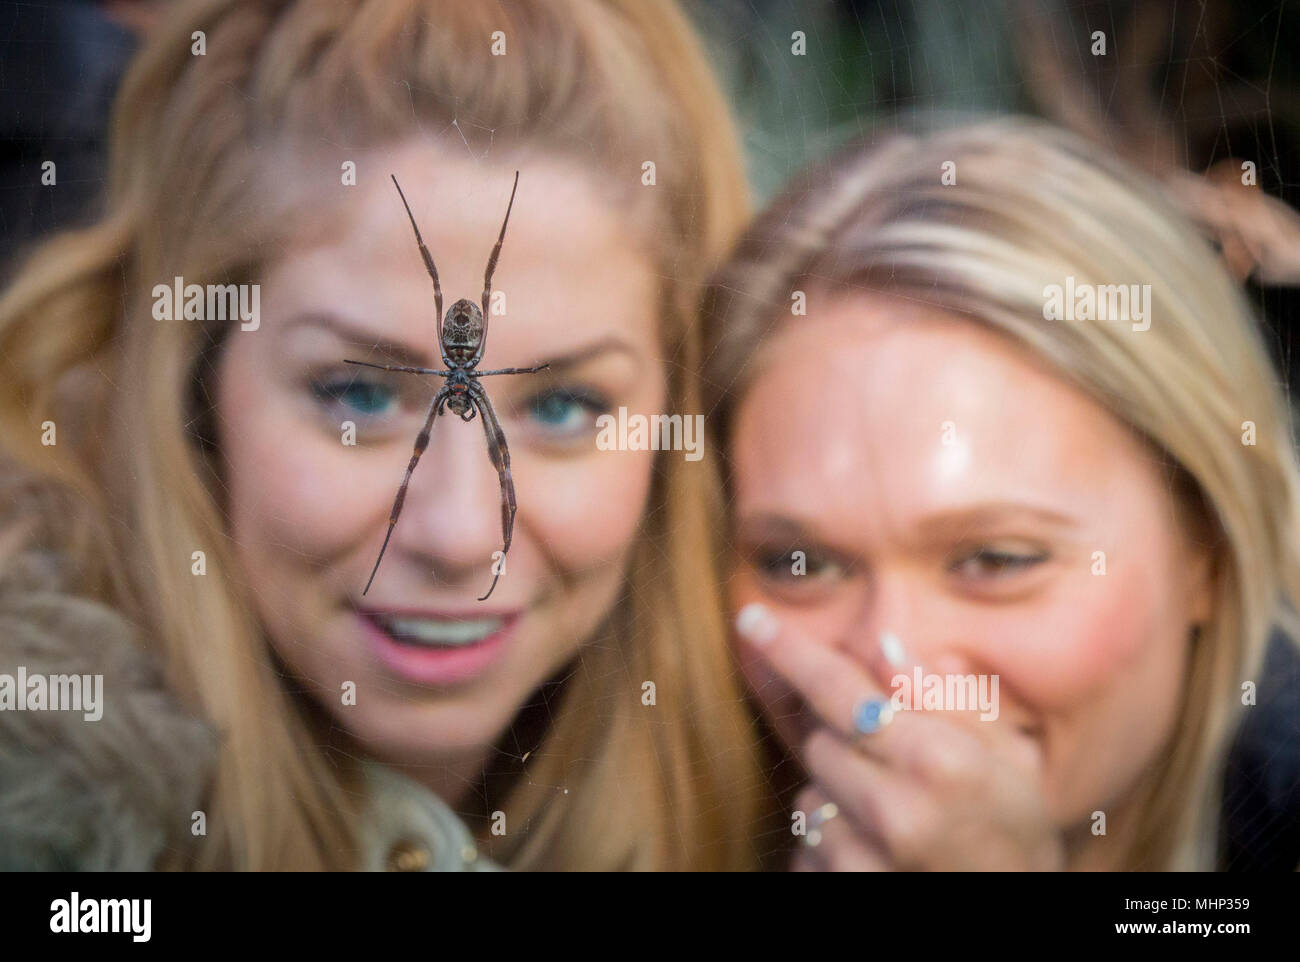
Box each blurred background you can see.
[688,0,1300,397]
[3,0,1298,387]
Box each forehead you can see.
[261,141,660,361]
[732,293,1163,538]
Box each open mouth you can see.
[356,607,521,686]
[364,612,507,649]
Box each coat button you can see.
[386,838,431,872]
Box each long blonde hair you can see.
[0,0,765,870]
[702,118,1300,870]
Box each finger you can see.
[735,604,1041,779]
[811,804,893,871]
[811,688,1029,805]
[801,727,941,868]
[793,783,891,872]
[870,631,1044,774]
[804,723,1058,870]
[735,603,891,745]
[790,849,818,872]
[876,632,997,738]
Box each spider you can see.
[345,170,547,602]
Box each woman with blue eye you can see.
[315,370,611,440]
[527,388,607,433]
[705,119,1300,871]
[0,0,768,871]
[314,377,400,419]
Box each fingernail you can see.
[735,603,780,645]
[881,630,906,668]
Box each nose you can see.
[389,405,508,585]
[840,568,978,686]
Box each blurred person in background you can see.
[694,0,1300,398]
[706,118,1300,870]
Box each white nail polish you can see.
[881,630,906,668]
[736,603,779,644]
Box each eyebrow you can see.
[734,515,814,545]
[732,515,864,569]
[737,501,1078,546]
[284,311,640,372]
[912,502,1079,538]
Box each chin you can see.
[354,694,518,760]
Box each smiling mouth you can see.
[361,610,510,648]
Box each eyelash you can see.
[308,372,612,440]
[746,545,1049,590]
[312,374,397,418]
[310,373,403,420]
[751,547,847,583]
[948,548,1050,579]
[517,385,611,439]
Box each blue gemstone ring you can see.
[852,696,895,737]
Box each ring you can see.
[852,695,894,737]
[801,802,839,848]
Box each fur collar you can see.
[0,542,498,870]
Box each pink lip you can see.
[356,608,519,686]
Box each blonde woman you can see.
[0,0,765,871]
[703,119,1300,870]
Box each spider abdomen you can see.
[443,298,484,362]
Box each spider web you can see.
[1,0,1298,871]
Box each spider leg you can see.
[469,385,515,602]
[473,362,550,376]
[391,175,453,368]
[470,170,520,369]
[362,387,449,595]
[344,359,448,376]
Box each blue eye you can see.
[313,378,398,417]
[526,388,607,432]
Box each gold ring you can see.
[801,802,839,848]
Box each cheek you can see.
[990,468,1197,714]
[938,547,1194,825]
[218,348,374,560]
[992,564,1193,820]
[980,556,1185,720]
[515,375,667,572]
[521,449,656,569]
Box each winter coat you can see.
[0,540,498,871]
